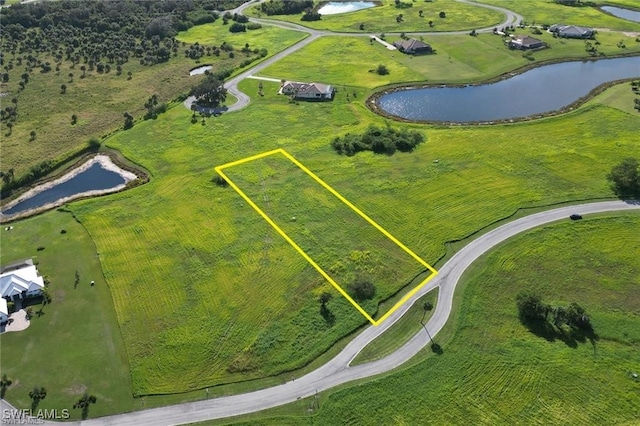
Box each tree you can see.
[71,114,78,125]
[28,386,47,410]
[607,157,640,196]
[348,278,376,301]
[60,84,67,94]
[319,292,332,305]
[439,11,446,18]
[423,301,433,312]
[516,291,549,321]
[229,22,246,33]
[127,71,132,80]
[123,112,134,129]
[68,72,73,82]
[376,64,389,75]
[73,393,97,420]
[428,20,434,27]
[6,122,13,135]
[30,130,36,141]
[0,374,12,398]
[190,76,227,108]
[80,65,86,78]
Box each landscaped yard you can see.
[209,213,640,425]
[258,31,640,88]
[246,0,504,33]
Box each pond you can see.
[318,1,376,15]
[375,56,640,123]
[601,6,640,23]
[189,65,212,76]
[1,156,136,218]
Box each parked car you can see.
[569,214,583,220]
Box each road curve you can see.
[26,200,635,425]
[186,0,523,113]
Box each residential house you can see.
[508,35,546,50]
[392,38,433,55]
[279,81,335,101]
[549,24,594,39]
[0,259,45,302]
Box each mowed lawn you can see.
[247,0,504,33]
[218,214,640,425]
[0,21,303,185]
[65,75,640,396]
[478,0,640,31]
[259,31,640,87]
[0,211,132,420]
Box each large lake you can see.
[601,6,640,23]
[2,162,127,217]
[376,56,640,123]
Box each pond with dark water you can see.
[376,56,640,123]
[2,163,126,216]
[601,6,640,23]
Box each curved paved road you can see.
[19,200,634,425]
[187,0,523,113]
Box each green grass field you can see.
[478,0,640,31]
[352,289,438,365]
[247,0,504,33]
[213,213,640,425]
[0,21,303,189]
[259,31,640,87]
[0,211,132,420]
[63,75,640,396]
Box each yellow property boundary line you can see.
[215,148,438,326]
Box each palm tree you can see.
[68,72,74,82]
[0,374,12,398]
[6,122,13,135]
[60,84,67,94]
[73,393,97,419]
[80,65,86,78]
[28,386,47,410]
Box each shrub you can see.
[348,279,376,301]
[212,174,228,187]
[439,11,446,18]
[229,22,246,33]
[331,125,425,156]
[376,64,389,75]
[607,157,640,196]
[247,22,262,30]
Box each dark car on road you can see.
[570,214,583,220]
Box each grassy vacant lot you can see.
[0,22,302,186]
[0,211,131,420]
[217,213,640,425]
[259,31,640,87]
[64,74,640,396]
[247,0,504,33]
[478,0,640,31]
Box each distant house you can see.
[279,81,335,101]
[392,38,433,54]
[0,259,45,302]
[549,24,594,39]
[0,298,8,324]
[508,35,546,50]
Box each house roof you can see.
[550,24,593,36]
[0,258,34,274]
[512,35,543,46]
[0,298,7,317]
[0,264,45,298]
[392,38,431,51]
[282,81,334,95]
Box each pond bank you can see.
[0,155,141,223]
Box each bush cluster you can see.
[331,125,425,156]
[260,0,314,16]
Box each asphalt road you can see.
[14,199,636,425]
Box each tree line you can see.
[331,125,425,156]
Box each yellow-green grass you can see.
[0,22,303,188]
[222,153,428,319]
[0,211,132,420]
[258,32,640,88]
[64,75,640,396]
[247,0,504,33]
[478,0,640,31]
[210,213,640,425]
[176,18,307,50]
[586,78,640,114]
[352,288,438,365]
